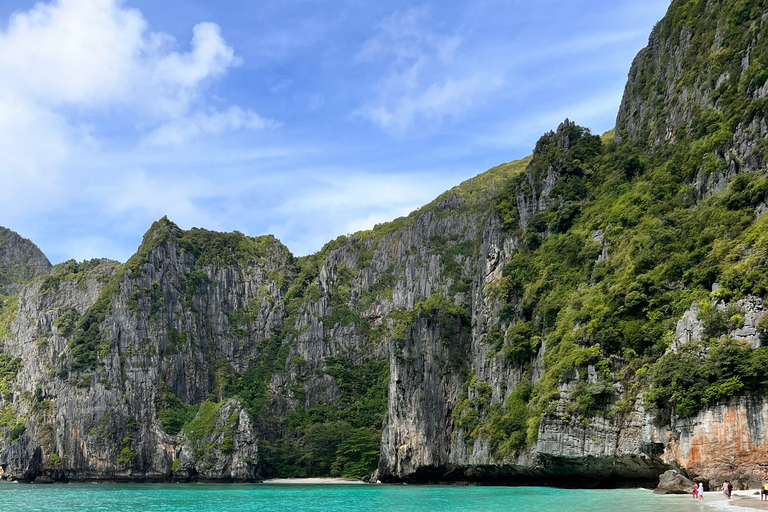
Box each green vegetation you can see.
[0,402,25,441]
[48,453,61,468]
[647,338,768,416]
[619,0,768,162]
[68,284,117,372]
[118,433,136,467]
[480,382,534,457]
[126,217,288,272]
[454,378,534,457]
[0,353,21,399]
[259,357,389,478]
[177,227,284,268]
[184,401,224,445]
[53,308,80,337]
[212,335,291,418]
[153,332,386,478]
[470,110,768,433]
[180,400,239,459]
[0,295,18,341]
[65,217,289,374]
[454,375,493,445]
[40,259,112,294]
[156,387,199,436]
[331,426,381,478]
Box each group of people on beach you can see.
[692,481,734,500]
[691,477,768,501]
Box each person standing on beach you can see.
[693,485,698,499]
[762,476,768,501]
[698,482,704,500]
[723,481,732,499]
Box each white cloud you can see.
[269,168,461,255]
[0,0,273,247]
[360,73,503,132]
[479,89,625,149]
[0,0,267,166]
[0,0,146,105]
[101,169,222,229]
[355,7,502,132]
[142,22,242,118]
[270,78,294,93]
[357,7,461,68]
[143,106,277,147]
[0,1,243,117]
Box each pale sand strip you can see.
[263,477,364,484]
[665,490,768,511]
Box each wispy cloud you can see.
[354,7,503,133]
[360,73,504,131]
[479,89,625,149]
[143,106,278,147]
[269,168,462,254]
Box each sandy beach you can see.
[665,490,768,511]
[262,477,364,485]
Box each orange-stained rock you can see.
[647,397,768,489]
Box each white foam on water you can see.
[705,498,765,512]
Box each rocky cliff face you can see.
[0,225,291,482]
[0,227,50,294]
[2,0,768,489]
[616,0,768,186]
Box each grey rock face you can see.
[174,399,258,481]
[0,223,293,482]
[654,470,696,494]
[0,123,680,487]
[0,227,51,293]
[615,1,768,179]
[672,296,766,351]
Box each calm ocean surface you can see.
[0,483,714,512]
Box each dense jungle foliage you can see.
[487,119,768,444]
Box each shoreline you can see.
[262,477,365,485]
[665,490,768,511]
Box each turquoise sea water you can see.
[0,483,713,512]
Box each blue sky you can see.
[0,0,670,264]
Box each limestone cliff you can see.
[616,0,768,189]
[2,0,768,489]
[0,227,50,294]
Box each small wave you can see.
[705,499,764,512]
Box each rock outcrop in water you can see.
[2,0,768,489]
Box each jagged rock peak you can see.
[0,226,51,293]
[533,119,590,155]
[615,0,768,172]
[133,216,292,267]
[557,118,576,134]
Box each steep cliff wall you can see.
[616,0,768,187]
[0,226,291,481]
[0,227,50,294]
[1,0,768,489]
